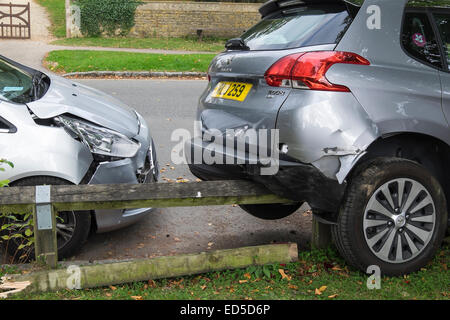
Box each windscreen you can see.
[241,4,354,51]
[0,57,33,103]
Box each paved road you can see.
[63,79,312,262]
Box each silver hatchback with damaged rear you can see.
[0,56,159,261]
[188,0,450,275]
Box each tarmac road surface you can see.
[4,79,313,263]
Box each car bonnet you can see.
[26,74,139,138]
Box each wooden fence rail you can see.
[0,180,307,268]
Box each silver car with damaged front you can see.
[0,56,159,260]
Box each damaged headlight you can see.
[56,115,140,158]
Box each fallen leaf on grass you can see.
[109,285,117,291]
[171,279,184,286]
[131,296,143,300]
[243,273,251,280]
[239,280,248,284]
[315,286,327,295]
[331,266,342,271]
[278,269,292,281]
[328,294,338,299]
[288,284,298,290]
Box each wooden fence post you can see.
[33,186,58,268]
[311,215,333,250]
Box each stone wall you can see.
[131,1,261,38]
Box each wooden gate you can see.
[0,2,31,39]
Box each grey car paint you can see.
[439,71,450,125]
[0,72,158,233]
[193,0,449,186]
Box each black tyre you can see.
[3,176,91,262]
[333,157,447,276]
[239,203,302,220]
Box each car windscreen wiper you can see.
[225,38,250,51]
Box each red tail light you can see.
[264,51,370,92]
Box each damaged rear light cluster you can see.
[264,51,370,92]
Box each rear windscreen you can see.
[241,5,354,51]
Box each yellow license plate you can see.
[211,82,253,102]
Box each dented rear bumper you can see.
[188,161,346,214]
[276,90,378,183]
[189,88,379,215]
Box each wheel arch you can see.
[8,172,79,186]
[349,132,450,214]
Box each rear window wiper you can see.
[225,38,250,51]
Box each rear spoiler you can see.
[259,0,363,18]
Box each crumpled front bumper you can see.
[87,112,159,233]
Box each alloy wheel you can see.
[363,178,436,263]
[56,211,76,250]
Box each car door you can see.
[431,10,450,126]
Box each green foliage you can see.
[0,159,34,262]
[45,50,215,73]
[0,159,13,187]
[37,0,66,38]
[8,245,450,300]
[407,0,450,8]
[75,0,141,37]
[52,36,226,53]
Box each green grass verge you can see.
[52,37,226,53]
[5,246,449,300]
[45,50,216,73]
[36,0,66,38]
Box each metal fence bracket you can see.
[35,185,52,230]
